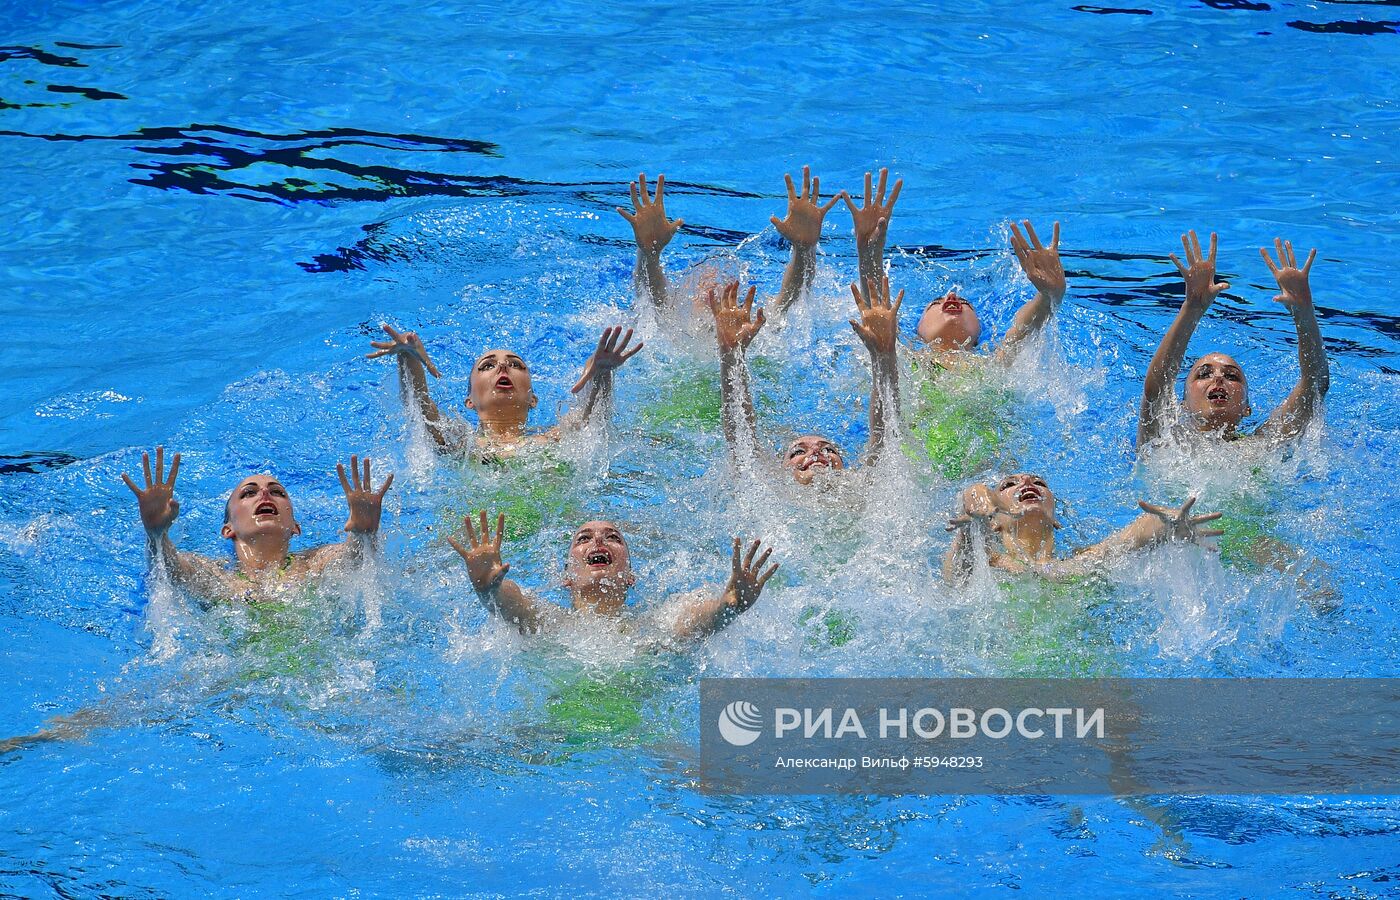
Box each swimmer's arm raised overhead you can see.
[844,168,902,290]
[553,326,644,436]
[367,325,459,452]
[995,220,1067,362]
[302,455,395,576]
[1137,231,1230,449]
[667,538,778,641]
[849,275,903,465]
[771,166,842,315]
[1254,239,1329,442]
[1045,496,1223,580]
[120,446,229,597]
[708,281,766,458]
[448,511,558,635]
[617,173,683,311]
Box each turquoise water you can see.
[3,0,1400,895]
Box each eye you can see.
[509,359,526,370]
[788,448,804,458]
[241,487,257,497]
[272,488,287,496]
[1033,479,1047,488]
[1000,479,1016,489]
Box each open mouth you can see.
[1207,385,1230,403]
[495,375,515,390]
[1016,487,1043,503]
[254,500,279,517]
[798,456,833,471]
[585,549,613,568]
[941,297,965,314]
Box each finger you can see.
[1284,239,1295,268]
[892,288,904,316]
[479,510,489,545]
[1215,282,1231,294]
[801,165,811,198]
[615,327,634,355]
[1303,248,1317,276]
[769,215,784,231]
[732,536,742,575]
[639,173,650,205]
[163,452,180,488]
[378,472,395,496]
[811,174,820,202]
[875,168,888,203]
[337,463,352,494]
[155,446,165,484]
[1197,528,1226,539]
[863,170,872,206]
[1259,246,1280,275]
[654,173,666,203]
[744,539,760,570]
[754,308,766,330]
[1190,230,1202,260]
[570,371,589,394]
[1191,511,1223,523]
[1208,231,1218,265]
[368,340,395,350]
[423,354,442,379]
[381,323,404,340]
[753,546,774,574]
[743,285,756,314]
[724,281,738,309]
[121,473,141,496]
[1182,232,1194,264]
[887,178,902,209]
[821,194,840,214]
[850,283,867,310]
[142,451,153,488]
[495,513,505,550]
[1168,253,1187,276]
[758,561,779,588]
[1051,220,1060,250]
[365,349,392,360]
[446,536,467,559]
[594,328,609,357]
[784,171,797,202]
[616,206,635,224]
[629,181,640,211]
[842,191,860,216]
[1179,495,1197,517]
[1023,220,1043,250]
[1274,237,1286,268]
[704,287,718,314]
[463,514,479,548]
[669,217,684,234]
[347,454,361,491]
[621,342,644,362]
[363,456,372,491]
[1138,500,1169,518]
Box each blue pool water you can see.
[3,0,1400,895]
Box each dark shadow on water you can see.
[0,451,81,475]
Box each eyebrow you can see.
[239,480,285,491]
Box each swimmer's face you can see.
[564,520,635,592]
[995,472,1055,520]
[1183,352,1249,431]
[221,475,300,542]
[916,292,982,350]
[466,349,537,420]
[783,435,845,485]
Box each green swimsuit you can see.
[904,357,1015,480]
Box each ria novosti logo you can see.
[717,700,763,746]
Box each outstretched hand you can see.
[366,324,441,377]
[946,483,1022,533]
[771,165,841,248]
[707,281,767,352]
[849,274,903,355]
[617,173,684,254]
[1009,219,1066,302]
[843,167,902,249]
[337,454,394,534]
[1260,237,1317,309]
[722,537,779,615]
[120,446,181,535]
[1169,230,1229,309]
[447,511,511,594]
[1138,496,1224,546]
[571,326,644,393]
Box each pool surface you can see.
[3,0,1400,896]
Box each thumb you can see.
[769,215,783,230]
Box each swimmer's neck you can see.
[1188,417,1242,441]
[474,410,531,442]
[232,532,294,576]
[914,345,979,369]
[569,584,630,616]
[999,518,1056,563]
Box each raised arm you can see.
[843,168,902,290]
[617,173,684,311]
[1256,239,1329,442]
[1137,230,1230,449]
[669,537,778,641]
[447,511,555,635]
[554,326,643,436]
[849,275,903,465]
[942,484,1017,586]
[1049,496,1223,579]
[707,281,767,458]
[367,324,457,451]
[304,455,395,575]
[995,220,1067,362]
[120,446,228,597]
[771,166,841,315]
